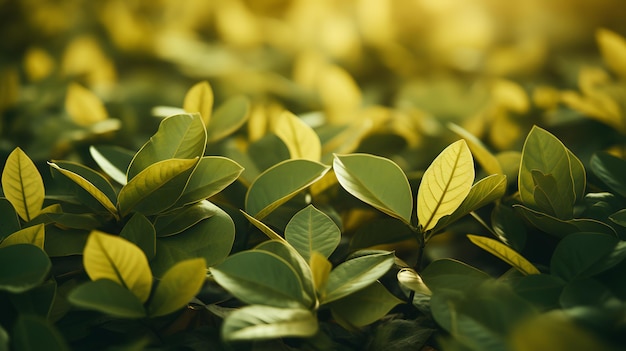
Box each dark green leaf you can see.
[120,213,156,260]
[590,152,626,197]
[513,274,565,310]
[514,205,617,238]
[12,315,69,351]
[491,204,527,251]
[154,200,216,237]
[421,258,491,293]
[329,281,403,327]
[349,218,414,251]
[68,279,147,318]
[0,244,51,293]
[9,279,56,317]
[551,233,617,281]
[0,199,20,241]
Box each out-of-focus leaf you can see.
[0,244,51,293]
[330,281,403,327]
[272,111,322,161]
[448,122,502,175]
[65,82,108,126]
[148,258,206,317]
[183,81,214,126]
[597,28,626,80]
[12,315,70,351]
[119,213,156,260]
[2,147,44,222]
[68,279,146,318]
[222,305,318,341]
[206,95,250,142]
[89,145,134,185]
[467,234,539,275]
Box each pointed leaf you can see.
[174,156,243,207]
[210,250,308,308]
[245,159,330,219]
[330,281,403,327]
[240,210,287,243]
[322,251,394,304]
[0,244,51,293]
[148,258,207,317]
[65,82,107,126]
[467,235,539,275]
[417,140,474,231]
[12,315,70,351]
[285,205,341,261]
[334,154,413,224]
[118,158,198,216]
[89,145,134,185]
[183,81,214,126]
[448,122,502,175]
[207,96,250,142]
[68,279,146,318]
[310,251,332,293]
[83,231,152,302]
[590,152,626,198]
[421,258,491,293]
[0,224,44,249]
[531,170,571,219]
[272,111,322,161]
[513,205,617,238]
[154,201,216,237]
[120,213,156,260]
[397,268,432,295]
[2,147,44,221]
[127,113,206,180]
[222,305,318,341]
[597,28,626,80]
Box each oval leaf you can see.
[330,281,403,327]
[83,231,152,303]
[175,156,244,207]
[467,235,540,275]
[417,140,474,232]
[0,244,51,293]
[222,305,318,341]
[65,82,108,126]
[0,224,45,249]
[285,205,341,261]
[12,315,70,351]
[119,213,156,260]
[245,159,330,219]
[68,279,146,318]
[550,233,617,281]
[2,147,44,221]
[183,81,214,126]
[272,111,322,161]
[334,154,413,224]
[148,258,207,317]
[207,95,250,142]
[89,145,134,185]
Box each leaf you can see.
[127,113,206,180]
[119,213,156,260]
[448,122,502,175]
[245,159,330,219]
[284,205,341,261]
[550,233,617,281]
[0,244,51,293]
[272,111,322,161]
[466,235,539,275]
[48,161,118,218]
[83,231,152,303]
[65,82,108,126]
[513,205,617,238]
[513,274,565,310]
[2,147,44,221]
[531,170,572,219]
[491,204,527,252]
[222,305,318,341]
[148,258,207,317]
[334,153,413,225]
[349,218,414,251]
[9,279,56,317]
[597,28,626,80]
[174,156,243,207]
[417,140,475,232]
[210,250,308,308]
[310,251,332,293]
[421,258,491,293]
[322,250,394,304]
[183,81,214,126]
[154,201,216,237]
[329,281,403,327]
[117,158,198,216]
[397,268,432,295]
[12,315,70,351]
[0,325,7,351]
[0,199,20,241]
[206,95,250,142]
[0,224,45,249]
[240,210,287,243]
[89,145,134,185]
[590,152,626,198]
[68,279,146,318]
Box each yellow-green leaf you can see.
[397,268,431,296]
[417,140,474,232]
[448,122,502,175]
[0,224,45,249]
[240,210,287,244]
[48,162,118,219]
[1,147,44,222]
[467,234,539,275]
[65,83,108,126]
[272,111,321,162]
[183,81,214,126]
[310,251,332,293]
[148,258,207,317]
[83,231,153,302]
[597,28,626,80]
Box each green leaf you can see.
[210,250,308,308]
[206,95,249,142]
[83,231,152,303]
[491,204,527,252]
[310,251,332,293]
[417,140,474,232]
[272,111,322,161]
[44,229,89,257]
[0,224,45,249]
[240,210,288,243]
[330,281,403,328]
[513,274,565,310]
[148,258,207,317]
[334,153,413,225]
[285,205,341,261]
[117,158,198,216]
[222,305,318,341]
[322,250,394,304]
[550,233,617,281]
[174,156,243,207]
[12,315,70,351]
[245,159,330,219]
[609,209,626,227]
[466,234,539,275]
[68,279,146,318]
[0,325,7,351]
[183,81,214,126]
[531,170,572,219]
[514,205,617,238]
[151,201,234,276]
[154,201,216,237]
[2,147,44,221]
[448,122,502,175]
[0,199,20,241]
[349,218,414,251]
[421,258,491,293]
[119,213,156,260]
[0,244,51,293]
[590,152,626,198]
[48,162,118,218]
[397,268,432,295]
[89,145,134,185]
[9,279,56,317]
[127,113,206,180]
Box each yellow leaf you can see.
[417,140,474,232]
[183,81,214,126]
[1,147,44,222]
[65,83,108,127]
[491,79,529,113]
[317,64,362,125]
[397,268,431,296]
[83,231,153,302]
[310,251,332,294]
[240,210,288,244]
[597,28,626,80]
[0,224,45,249]
[448,122,502,175]
[24,47,55,81]
[148,258,207,317]
[467,234,539,275]
[272,111,322,161]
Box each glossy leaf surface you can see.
[89,145,134,185]
[285,205,341,261]
[222,305,318,341]
[330,281,403,327]
[148,258,207,317]
[467,235,540,275]
[0,224,44,249]
[2,147,44,221]
[174,156,243,207]
[272,111,321,161]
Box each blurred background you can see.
[1,0,626,163]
